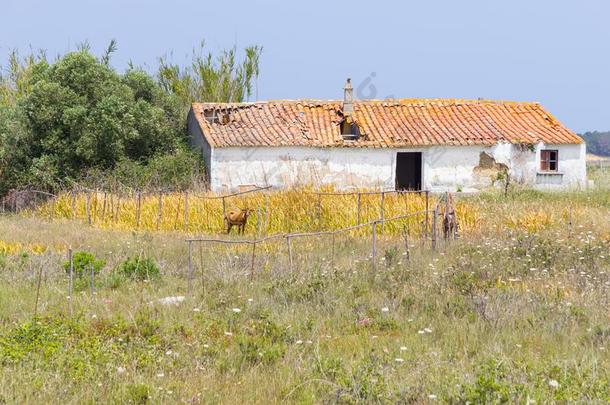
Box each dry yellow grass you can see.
[35,188,481,236]
[32,187,607,238]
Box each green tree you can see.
[158,41,262,108]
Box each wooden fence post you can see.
[331,233,336,268]
[257,207,262,237]
[136,192,142,229]
[431,209,437,251]
[286,236,293,273]
[34,264,43,318]
[86,193,92,225]
[184,191,189,231]
[371,221,378,271]
[425,190,430,238]
[115,195,121,223]
[156,192,163,231]
[71,190,77,218]
[380,192,385,233]
[101,192,107,221]
[402,225,410,262]
[264,193,270,235]
[356,193,361,225]
[222,197,227,220]
[250,242,257,280]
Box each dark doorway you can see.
[395,152,422,190]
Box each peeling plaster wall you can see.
[205,143,586,192]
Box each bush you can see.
[63,251,106,277]
[115,256,160,280]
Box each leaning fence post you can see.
[371,221,378,271]
[68,248,73,315]
[188,240,193,294]
[286,236,293,273]
[431,209,437,251]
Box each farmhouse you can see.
[187,79,586,192]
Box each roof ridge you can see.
[192,98,541,108]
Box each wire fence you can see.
[0,186,436,236]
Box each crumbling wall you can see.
[472,152,508,187]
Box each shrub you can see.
[63,251,106,277]
[115,256,160,280]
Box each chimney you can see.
[343,78,353,115]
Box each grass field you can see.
[0,183,609,403]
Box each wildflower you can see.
[381,307,389,312]
[417,330,425,334]
[165,350,172,356]
[428,394,437,399]
[156,373,165,378]
[203,344,209,348]
[117,366,126,374]
[295,340,303,344]
[400,346,407,351]
[193,308,201,312]
[394,358,404,363]
[357,317,371,327]
[224,331,233,337]
[232,308,241,313]
[548,379,559,389]
[424,328,433,333]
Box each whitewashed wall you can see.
[203,142,586,192]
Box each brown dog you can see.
[224,208,253,234]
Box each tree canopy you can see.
[0,41,262,193]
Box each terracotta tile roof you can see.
[190,99,582,148]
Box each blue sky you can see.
[1,0,608,132]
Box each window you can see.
[540,149,558,172]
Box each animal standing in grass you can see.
[224,208,253,234]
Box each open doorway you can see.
[395,152,422,190]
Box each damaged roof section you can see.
[190,99,583,148]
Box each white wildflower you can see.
[548,379,559,389]
[232,308,241,313]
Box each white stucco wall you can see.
[204,142,586,192]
